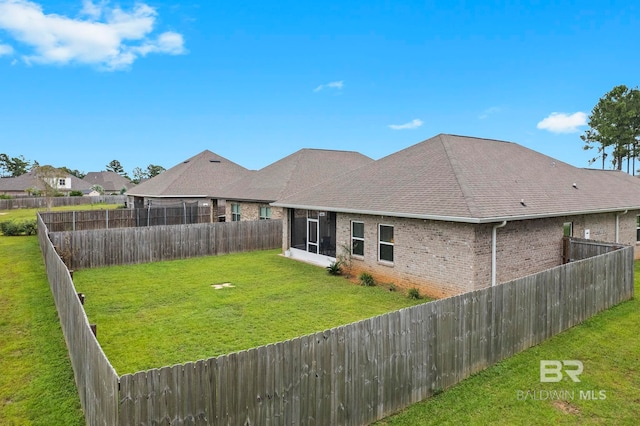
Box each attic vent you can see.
[209,160,221,163]
[183,160,190,163]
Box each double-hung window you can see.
[231,203,241,221]
[379,224,394,263]
[636,215,640,242]
[260,206,271,220]
[352,221,364,257]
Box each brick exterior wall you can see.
[282,209,640,298]
[225,201,284,222]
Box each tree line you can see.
[0,156,165,184]
[582,85,640,174]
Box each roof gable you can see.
[126,150,250,198]
[222,148,373,202]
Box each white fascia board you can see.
[270,203,640,224]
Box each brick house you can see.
[220,148,372,222]
[83,171,135,195]
[0,171,92,196]
[273,134,640,298]
[125,150,250,218]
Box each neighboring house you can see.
[0,171,92,196]
[83,171,135,194]
[220,148,373,225]
[125,150,251,217]
[273,134,640,298]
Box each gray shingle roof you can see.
[221,148,373,202]
[126,150,250,198]
[0,171,91,192]
[273,134,640,223]
[84,171,134,192]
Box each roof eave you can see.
[270,203,640,224]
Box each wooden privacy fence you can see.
[40,205,211,232]
[117,246,634,425]
[37,215,119,425]
[0,195,125,210]
[39,213,634,425]
[49,220,283,270]
[562,236,624,263]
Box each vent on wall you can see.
[210,160,221,163]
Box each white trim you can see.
[378,223,394,264]
[286,247,335,267]
[271,203,639,224]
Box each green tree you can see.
[106,160,125,175]
[146,164,165,178]
[0,154,30,177]
[582,85,640,172]
[60,167,86,179]
[131,167,145,184]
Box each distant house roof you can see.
[221,148,373,202]
[84,171,134,193]
[126,150,250,198]
[0,171,92,193]
[273,134,640,223]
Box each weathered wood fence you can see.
[39,212,635,425]
[37,215,119,425]
[50,220,283,270]
[562,236,624,263]
[40,205,211,232]
[117,246,634,425]
[0,195,125,210]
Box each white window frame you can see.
[563,222,573,237]
[636,215,640,242]
[378,224,394,264]
[351,221,365,258]
[231,203,241,222]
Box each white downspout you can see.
[492,221,507,286]
[616,210,628,243]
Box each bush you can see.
[326,261,343,276]
[408,288,422,300]
[0,220,37,236]
[388,283,397,292]
[69,190,83,197]
[0,194,12,199]
[359,272,375,287]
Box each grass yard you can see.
[73,249,427,374]
[0,235,84,425]
[377,264,640,425]
[0,202,122,223]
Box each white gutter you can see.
[615,210,628,243]
[270,203,638,225]
[492,221,507,287]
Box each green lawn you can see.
[1,211,638,424]
[377,264,640,425]
[0,235,84,425]
[73,249,426,374]
[0,203,122,223]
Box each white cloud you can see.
[0,42,13,56]
[537,112,587,133]
[314,80,344,92]
[0,0,186,70]
[479,106,501,119]
[388,118,423,130]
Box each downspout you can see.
[616,210,628,243]
[491,221,507,287]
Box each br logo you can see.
[540,360,583,382]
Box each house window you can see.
[260,206,271,220]
[58,178,66,186]
[636,215,640,242]
[352,221,364,257]
[231,203,241,222]
[563,222,573,237]
[379,224,394,263]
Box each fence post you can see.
[183,202,187,224]
[72,210,76,232]
[106,208,109,229]
[147,205,151,227]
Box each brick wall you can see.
[225,201,284,222]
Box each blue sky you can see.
[0,0,638,175]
